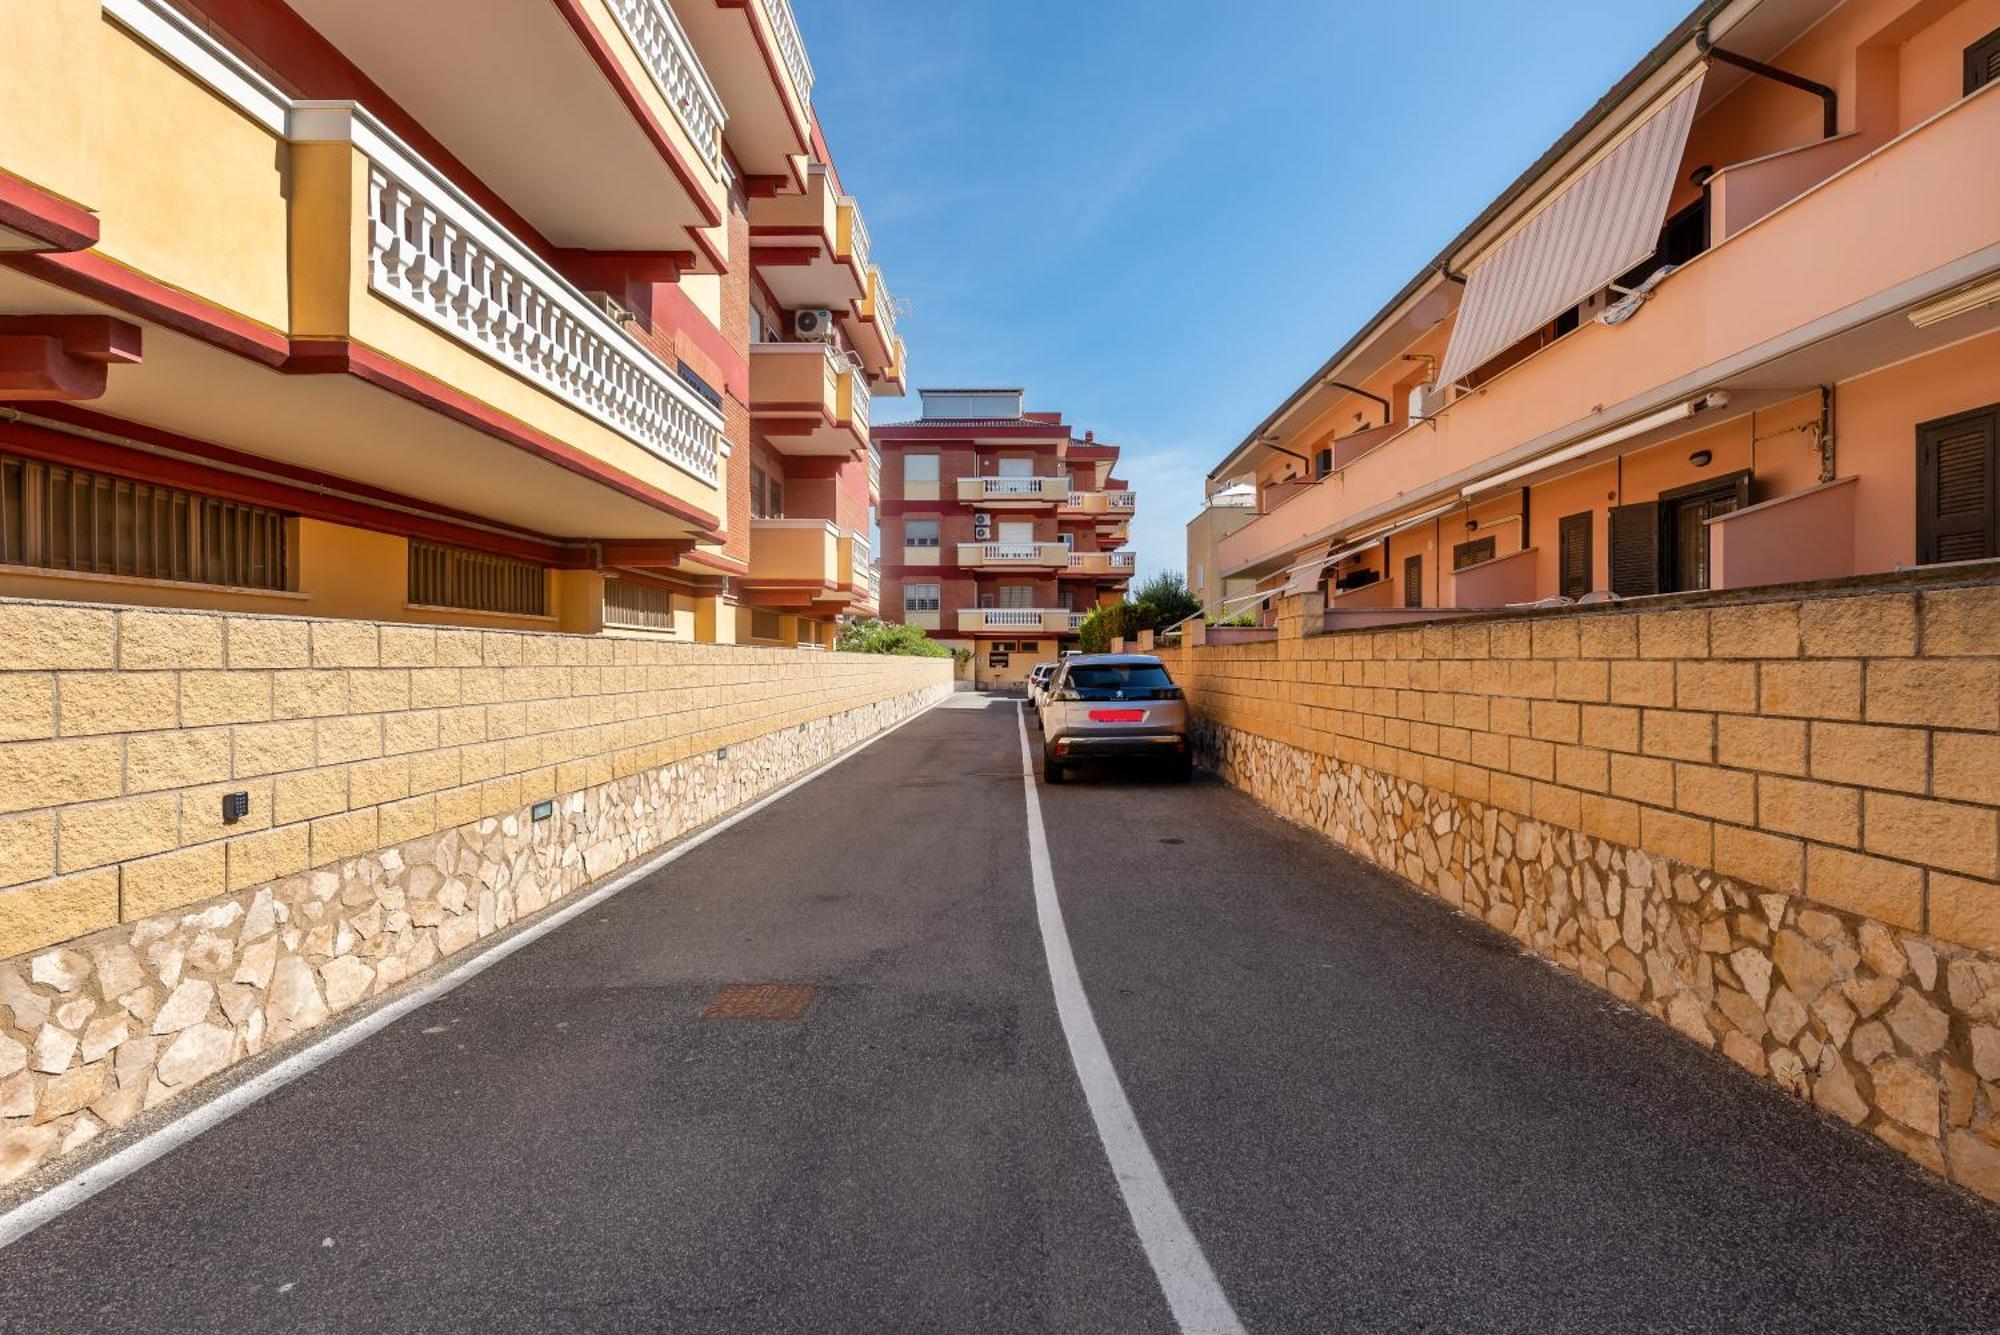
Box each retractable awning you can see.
[1436,70,1707,388]
[1279,542,1334,595]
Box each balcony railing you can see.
[1068,612,1086,630]
[761,0,815,109]
[848,357,871,431]
[957,542,1069,567]
[955,608,1087,634]
[602,0,727,179]
[1109,491,1137,510]
[958,476,1070,503]
[843,198,871,272]
[351,109,722,485]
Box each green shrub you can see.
[834,619,952,658]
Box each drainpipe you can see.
[1697,28,1838,138]
[1818,383,1837,484]
[1323,382,1393,427]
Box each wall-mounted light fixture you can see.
[1689,449,1714,467]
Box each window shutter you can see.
[1559,511,1593,599]
[1403,553,1423,608]
[1967,26,2000,94]
[1609,502,1661,597]
[1452,535,1497,570]
[1917,407,1997,564]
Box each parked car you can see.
[1027,662,1057,712]
[1038,654,1191,784]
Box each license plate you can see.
[1089,709,1144,723]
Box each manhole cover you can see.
[703,984,817,1020]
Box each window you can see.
[904,455,939,484]
[604,579,674,630]
[1967,25,2000,94]
[903,583,940,613]
[750,608,783,641]
[997,585,1035,608]
[0,453,290,591]
[1403,553,1423,608]
[1917,404,1998,564]
[750,465,783,519]
[1313,448,1333,479]
[1452,535,1497,570]
[409,541,548,616]
[996,457,1033,478]
[1609,472,1751,595]
[1064,663,1176,694]
[1558,512,1594,599]
[903,519,939,548]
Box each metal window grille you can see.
[0,454,289,590]
[603,578,674,629]
[903,584,940,612]
[408,540,548,616]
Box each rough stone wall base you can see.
[1193,718,2000,1204]
[0,683,950,1186]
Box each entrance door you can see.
[1661,471,1750,592]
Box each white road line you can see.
[0,694,947,1252]
[1014,705,1247,1335]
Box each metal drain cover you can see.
[703,984,817,1020]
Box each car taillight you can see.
[1089,709,1145,723]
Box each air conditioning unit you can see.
[1409,382,1447,421]
[972,514,992,539]
[794,308,836,341]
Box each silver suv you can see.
[1038,654,1191,784]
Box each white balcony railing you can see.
[977,543,1045,562]
[849,357,871,430]
[1112,551,1136,569]
[761,0,815,109]
[978,608,1048,629]
[1109,492,1138,510]
[976,477,1059,497]
[1068,612,1086,630]
[844,198,871,272]
[602,0,727,180]
[329,106,724,485]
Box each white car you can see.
[1026,662,1057,712]
[1038,654,1192,784]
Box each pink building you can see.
[1207,0,2000,620]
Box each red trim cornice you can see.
[0,174,99,253]
[0,413,571,565]
[7,250,289,365]
[286,338,723,538]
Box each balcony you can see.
[749,164,866,312]
[1220,82,2000,576]
[1064,551,1137,576]
[956,476,1070,506]
[744,518,848,605]
[282,104,727,537]
[957,609,1076,634]
[672,0,812,181]
[955,542,1071,569]
[284,0,727,256]
[749,342,868,455]
[845,267,905,390]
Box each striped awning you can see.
[1436,71,1706,388]
[1279,542,1334,595]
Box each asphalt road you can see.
[3,694,1998,1333]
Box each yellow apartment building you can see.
[0,0,906,647]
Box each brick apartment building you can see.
[873,389,1136,687]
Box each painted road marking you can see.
[1014,705,1247,1335]
[0,695,947,1253]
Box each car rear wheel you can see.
[1042,747,1065,784]
[1166,750,1194,783]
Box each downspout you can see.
[1818,383,1837,484]
[1697,28,1838,138]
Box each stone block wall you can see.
[1157,575,2000,1202]
[0,597,951,1184]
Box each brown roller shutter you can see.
[1609,502,1661,597]
[1403,553,1423,608]
[1917,406,1997,565]
[1559,511,1593,599]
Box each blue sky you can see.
[800,0,1694,582]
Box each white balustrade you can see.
[977,477,1057,497]
[761,0,815,108]
[1110,491,1138,510]
[354,117,722,485]
[1112,552,1136,569]
[978,609,1047,628]
[602,0,727,180]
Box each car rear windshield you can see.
[1065,664,1175,691]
